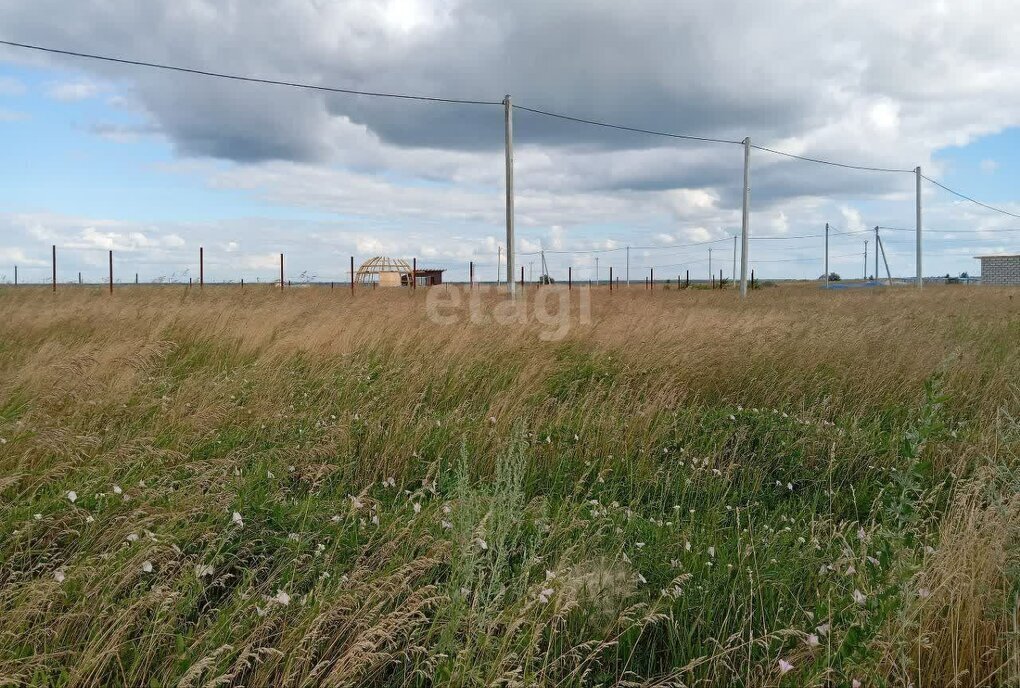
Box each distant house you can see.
[410,268,445,287]
[974,254,1020,286]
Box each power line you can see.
[919,175,1020,219]
[0,39,502,106]
[878,225,1020,234]
[514,105,743,146]
[750,145,913,174]
[4,39,928,175]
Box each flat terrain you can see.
[0,285,1017,687]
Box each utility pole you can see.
[108,250,113,294]
[595,257,599,285]
[708,247,713,282]
[739,137,751,298]
[863,241,868,280]
[199,246,204,289]
[504,95,516,298]
[280,253,284,291]
[626,246,630,286]
[528,261,533,283]
[731,235,737,287]
[824,222,829,288]
[497,246,501,285]
[878,235,893,285]
[52,245,56,292]
[874,226,879,284]
[915,166,923,288]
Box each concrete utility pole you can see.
[504,95,516,298]
[878,235,893,285]
[874,226,879,284]
[863,241,868,280]
[739,137,751,298]
[732,235,737,287]
[626,246,630,286]
[824,222,829,288]
[915,166,923,288]
[528,261,533,283]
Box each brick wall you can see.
[979,255,1020,285]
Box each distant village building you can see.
[974,254,1020,286]
[354,256,445,287]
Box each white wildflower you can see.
[636,573,647,584]
[141,561,153,573]
[852,680,861,688]
[34,513,42,520]
[918,587,931,599]
[538,587,554,603]
[195,564,214,578]
[805,633,820,647]
[126,533,139,542]
[441,519,452,530]
[413,502,422,514]
[66,491,77,503]
[853,589,867,605]
[349,496,364,510]
[816,623,831,636]
[54,569,66,583]
[271,589,290,606]
[778,659,794,674]
[113,485,123,495]
[232,511,244,528]
[330,514,341,523]
[707,546,715,558]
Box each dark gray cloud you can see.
[1,0,1018,221]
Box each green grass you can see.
[0,285,1017,686]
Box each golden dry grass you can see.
[0,283,1017,687]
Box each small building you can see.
[355,256,411,287]
[974,254,1020,286]
[354,256,445,287]
[410,268,445,287]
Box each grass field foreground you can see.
[0,285,1017,687]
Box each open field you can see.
[0,285,1017,687]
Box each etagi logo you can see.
[425,284,591,341]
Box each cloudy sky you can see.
[1,0,1018,284]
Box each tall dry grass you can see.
[0,284,1017,687]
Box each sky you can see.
[1,0,1019,285]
